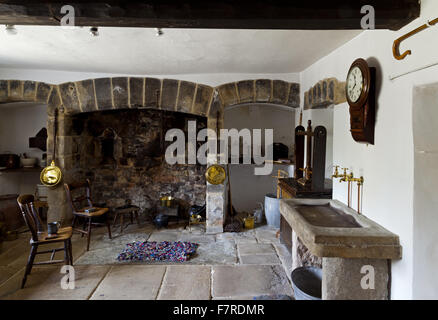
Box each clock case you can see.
[346,58,376,145]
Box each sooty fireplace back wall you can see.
[67,109,206,216]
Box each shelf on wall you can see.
[0,167,42,174]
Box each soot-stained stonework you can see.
[67,109,207,216]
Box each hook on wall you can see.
[393,17,438,60]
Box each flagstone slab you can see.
[1,265,110,300]
[273,244,293,281]
[238,243,275,255]
[255,228,280,244]
[239,254,280,265]
[90,265,166,300]
[179,234,216,244]
[212,265,292,298]
[157,265,211,300]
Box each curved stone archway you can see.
[0,77,299,233]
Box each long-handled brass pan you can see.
[40,109,62,187]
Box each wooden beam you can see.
[0,0,420,31]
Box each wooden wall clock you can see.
[346,58,376,144]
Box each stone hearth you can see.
[64,108,207,216]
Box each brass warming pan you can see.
[40,109,62,187]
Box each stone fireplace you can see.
[0,77,300,233]
[65,108,207,215]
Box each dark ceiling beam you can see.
[0,0,420,31]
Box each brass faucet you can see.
[332,165,342,178]
[339,168,352,183]
[347,172,364,186]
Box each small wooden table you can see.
[113,205,141,233]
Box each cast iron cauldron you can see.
[153,214,169,228]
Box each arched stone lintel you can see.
[1,77,300,121]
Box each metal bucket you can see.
[160,196,175,207]
[291,266,322,300]
[264,194,281,228]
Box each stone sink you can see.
[280,199,402,259]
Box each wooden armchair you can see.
[64,179,112,251]
[17,194,73,289]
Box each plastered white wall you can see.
[412,82,438,299]
[300,0,438,299]
[224,104,295,212]
[0,103,47,195]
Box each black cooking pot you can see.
[153,214,169,228]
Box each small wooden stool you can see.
[113,205,140,233]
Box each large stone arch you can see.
[0,79,54,105]
[0,77,299,233]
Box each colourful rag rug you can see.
[117,241,199,262]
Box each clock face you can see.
[347,66,364,103]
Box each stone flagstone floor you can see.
[0,221,293,300]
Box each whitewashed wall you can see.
[0,103,47,195]
[224,104,296,213]
[299,0,438,299]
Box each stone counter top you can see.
[280,199,402,260]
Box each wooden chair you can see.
[17,194,73,289]
[64,179,112,251]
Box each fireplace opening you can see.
[66,108,207,218]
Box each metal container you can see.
[153,214,169,228]
[243,216,255,229]
[264,194,281,228]
[160,196,175,207]
[291,267,322,300]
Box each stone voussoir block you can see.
[59,82,80,114]
[36,82,53,104]
[237,80,255,103]
[8,80,24,101]
[271,80,289,105]
[161,79,179,111]
[75,79,97,112]
[111,77,129,110]
[0,80,8,102]
[332,78,347,105]
[94,78,113,111]
[255,79,272,102]
[129,77,144,108]
[23,80,37,101]
[217,82,239,107]
[176,80,196,114]
[193,84,213,116]
[286,82,300,108]
[304,91,310,110]
[144,77,161,109]
[304,78,346,110]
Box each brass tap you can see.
[332,165,341,178]
[347,173,364,186]
[339,168,352,183]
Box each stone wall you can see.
[292,230,322,270]
[61,109,207,217]
[303,78,346,110]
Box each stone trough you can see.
[280,199,402,300]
